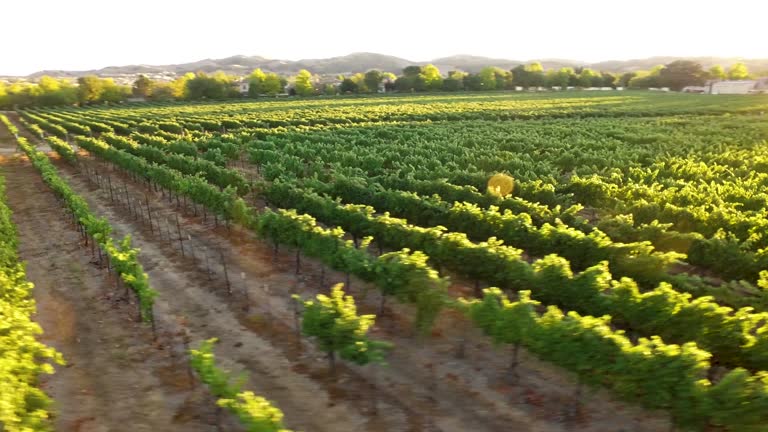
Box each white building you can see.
[708,79,768,95]
[682,86,707,93]
[233,80,249,95]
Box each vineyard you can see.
[1,91,768,432]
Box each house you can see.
[682,86,707,93]
[232,80,249,95]
[708,79,768,95]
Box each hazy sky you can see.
[3,0,766,75]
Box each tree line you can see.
[1,60,762,108]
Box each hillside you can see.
[17,53,768,79]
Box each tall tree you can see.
[708,65,727,80]
[77,75,104,104]
[0,83,7,107]
[364,70,383,93]
[133,74,154,98]
[420,64,443,91]
[323,84,337,95]
[147,83,175,101]
[402,66,422,77]
[186,72,231,100]
[510,65,528,87]
[293,69,315,96]
[545,68,568,88]
[36,76,77,106]
[443,71,466,91]
[578,68,600,87]
[618,72,637,88]
[247,68,267,97]
[339,78,358,94]
[658,60,705,90]
[525,62,545,87]
[511,63,545,88]
[477,67,500,90]
[100,80,132,103]
[463,73,483,91]
[728,62,750,80]
[350,73,369,92]
[628,65,663,89]
[261,73,283,95]
[600,72,618,88]
[396,66,425,92]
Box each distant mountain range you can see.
[16,53,768,79]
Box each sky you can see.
[3,0,766,76]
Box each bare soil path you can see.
[0,137,214,430]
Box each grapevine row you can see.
[2,119,158,323]
[189,338,292,432]
[260,181,768,371]
[0,151,64,431]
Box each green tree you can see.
[293,69,315,96]
[463,73,483,91]
[364,70,383,93]
[628,65,663,89]
[658,60,705,90]
[132,74,154,98]
[169,73,193,99]
[261,73,283,95]
[420,64,443,91]
[77,75,105,104]
[339,78,358,94]
[247,68,267,97]
[0,82,7,107]
[618,72,637,88]
[402,65,422,76]
[148,83,175,101]
[478,67,500,90]
[37,76,60,93]
[443,71,466,91]
[600,72,617,87]
[186,72,231,100]
[578,68,600,87]
[511,63,544,88]
[510,65,527,87]
[728,62,750,80]
[35,76,77,106]
[295,284,391,373]
[546,67,573,88]
[708,65,727,80]
[323,84,337,95]
[525,62,545,87]
[395,66,425,92]
[349,73,369,92]
[99,81,131,103]
[544,70,559,88]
